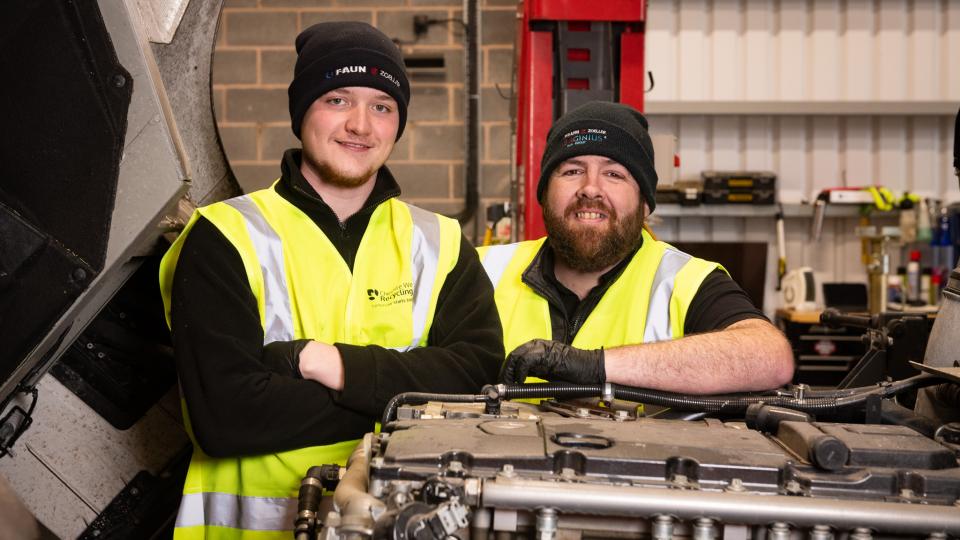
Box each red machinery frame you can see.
[514,0,647,240]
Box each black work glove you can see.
[500,339,605,385]
[261,339,312,378]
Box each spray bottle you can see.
[906,250,922,305]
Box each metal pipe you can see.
[452,0,480,239]
[480,479,960,535]
[333,433,385,525]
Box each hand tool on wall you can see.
[809,186,894,241]
[776,204,786,290]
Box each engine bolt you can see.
[726,478,746,492]
[768,522,791,540]
[536,508,558,540]
[652,515,674,540]
[693,518,717,540]
[810,525,833,540]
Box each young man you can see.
[160,22,502,539]
[481,101,794,394]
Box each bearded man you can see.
[479,101,794,393]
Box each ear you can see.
[642,201,651,219]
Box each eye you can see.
[604,170,626,179]
[327,97,347,106]
[372,103,392,113]
[559,168,583,176]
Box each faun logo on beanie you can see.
[561,128,608,148]
[322,65,402,88]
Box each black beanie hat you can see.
[288,22,411,140]
[538,101,659,211]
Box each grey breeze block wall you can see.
[212,0,518,231]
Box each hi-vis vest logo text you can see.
[562,128,607,148]
[366,282,413,306]
[324,65,402,88]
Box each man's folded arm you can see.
[170,217,374,458]
[335,235,504,417]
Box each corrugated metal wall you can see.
[643,0,960,314]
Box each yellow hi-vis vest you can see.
[477,230,721,355]
[159,186,461,540]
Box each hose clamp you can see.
[602,383,614,404]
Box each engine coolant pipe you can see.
[332,433,386,534]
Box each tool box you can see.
[655,180,703,206]
[701,170,777,204]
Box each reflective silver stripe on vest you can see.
[643,247,693,343]
[480,243,521,289]
[175,492,297,531]
[224,196,294,344]
[393,204,442,351]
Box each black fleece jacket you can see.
[169,149,503,457]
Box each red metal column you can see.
[514,0,647,240]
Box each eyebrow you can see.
[559,158,624,167]
[327,88,394,102]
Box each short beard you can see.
[543,198,644,273]
[303,152,377,188]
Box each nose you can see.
[344,105,371,136]
[576,166,603,199]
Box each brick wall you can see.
[212,0,518,234]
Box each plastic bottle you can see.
[906,250,922,305]
[921,268,931,306]
[887,274,903,304]
[937,207,954,276]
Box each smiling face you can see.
[542,155,646,273]
[299,86,399,188]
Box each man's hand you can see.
[299,341,345,391]
[500,339,605,385]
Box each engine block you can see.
[314,401,960,540]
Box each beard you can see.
[543,198,644,273]
[302,151,378,188]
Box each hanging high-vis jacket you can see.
[477,230,721,356]
[159,185,461,540]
